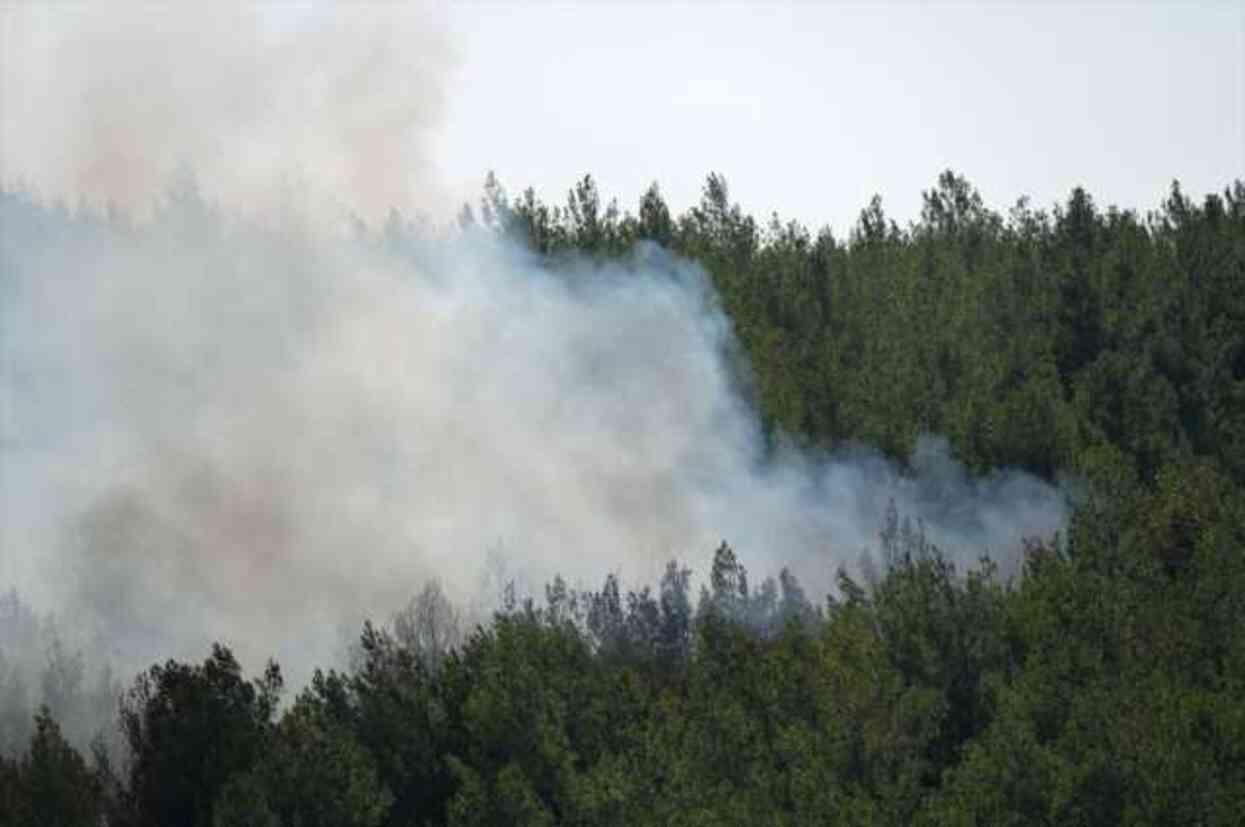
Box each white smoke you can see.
[0,2,454,225]
[1,3,1068,688]
[1,195,1067,681]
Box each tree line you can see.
[2,172,1244,824]
[473,171,1245,490]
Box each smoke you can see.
[1,193,1067,683]
[1,2,1068,693]
[1,2,454,225]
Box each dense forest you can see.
[3,171,1244,825]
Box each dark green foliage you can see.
[6,173,1243,824]
[344,623,457,826]
[488,171,1244,489]
[13,511,1244,825]
[0,709,101,827]
[245,691,391,827]
[117,644,281,827]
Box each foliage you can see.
[3,172,1243,824]
[116,644,282,827]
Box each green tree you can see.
[117,645,281,827]
[251,692,391,827]
[2,708,102,827]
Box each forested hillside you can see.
[482,171,1245,486]
[3,173,1244,825]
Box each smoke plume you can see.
[1,3,1068,690]
[1,2,454,224]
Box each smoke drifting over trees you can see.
[0,169,1068,689]
[1,4,1064,680]
[2,3,1243,825]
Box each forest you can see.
[2,171,1244,825]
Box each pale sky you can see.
[433,1,1244,234]
[2,1,1241,231]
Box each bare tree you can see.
[391,581,462,671]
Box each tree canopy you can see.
[2,171,1243,825]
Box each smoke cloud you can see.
[1,198,1068,682]
[1,2,1068,692]
[1,2,454,224]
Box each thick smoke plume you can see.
[1,196,1066,674]
[2,3,1067,695]
[1,2,454,224]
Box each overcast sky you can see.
[1,1,1241,232]
[434,1,1244,234]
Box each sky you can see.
[2,1,1241,231]
[434,1,1244,233]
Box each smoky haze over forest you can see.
[1,4,1067,684]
